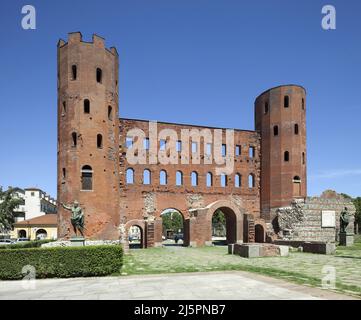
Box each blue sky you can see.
[0,0,360,198]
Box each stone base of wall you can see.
[229,243,289,258]
[41,240,120,248]
[339,233,354,246]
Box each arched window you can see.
[143,169,151,185]
[71,65,77,80]
[97,134,103,148]
[96,68,102,83]
[81,165,93,190]
[273,125,279,136]
[191,171,198,186]
[206,172,213,187]
[176,171,183,186]
[71,132,77,147]
[84,99,90,114]
[221,174,227,187]
[284,151,290,162]
[248,174,255,188]
[264,101,269,114]
[108,106,113,120]
[126,168,134,184]
[293,176,301,182]
[235,173,241,188]
[294,124,299,135]
[160,170,167,185]
[284,95,289,108]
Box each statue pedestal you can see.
[70,237,85,247]
[339,232,354,246]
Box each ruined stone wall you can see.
[272,193,355,242]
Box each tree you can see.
[0,187,23,233]
[212,210,226,237]
[162,211,183,234]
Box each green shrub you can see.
[0,245,123,280]
[0,239,54,250]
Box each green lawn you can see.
[121,236,361,297]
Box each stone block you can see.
[339,233,354,247]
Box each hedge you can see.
[0,245,123,280]
[0,239,54,250]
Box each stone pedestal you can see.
[339,233,354,246]
[70,237,85,247]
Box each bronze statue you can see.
[61,200,85,237]
[340,207,350,233]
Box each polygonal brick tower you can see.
[57,32,120,240]
[255,85,307,221]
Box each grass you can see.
[120,238,361,298]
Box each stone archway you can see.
[125,219,146,249]
[18,229,27,238]
[205,200,244,245]
[255,224,265,243]
[186,200,244,247]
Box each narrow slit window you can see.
[294,124,299,135]
[248,174,255,188]
[176,171,183,186]
[249,146,255,158]
[273,125,279,136]
[71,132,77,147]
[71,65,77,80]
[108,106,113,120]
[235,145,241,156]
[62,101,66,115]
[84,99,90,114]
[284,95,289,108]
[97,134,103,149]
[206,172,213,187]
[264,101,269,114]
[284,151,290,162]
[235,174,241,188]
[221,174,227,187]
[96,68,102,83]
[62,168,66,179]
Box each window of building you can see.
[71,132,77,147]
[108,106,112,120]
[143,169,151,185]
[206,172,213,187]
[273,125,279,136]
[294,124,299,135]
[176,140,182,152]
[71,65,77,80]
[160,139,166,151]
[84,99,90,114]
[31,192,34,196]
[191,171,198,186]
[81,165,93,190]
[235,173,241,188]
[221,174,227,187]
[144,138,150,150]
[284,95,289,108]
[192,142,198,153]
[126,137,133,148]
[248,174,255,188]
[302,152,305,165]
[62,101,66,115]
[97,134,103,148]
[264,101,269,114]
[249,146,255,158]
[62,168,66,179]
[160,170,167,185]
[176,171,183,186]
[96,68,102,83]
[284,151,290,162]
[222,144,226,157]
[126,168,134,184]
[206,143,212,156]
[302,98,305,110]
[235,145,241,156]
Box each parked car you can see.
[16,238,30,242]
[0,239,15,245]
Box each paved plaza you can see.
[0,271,355,300]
